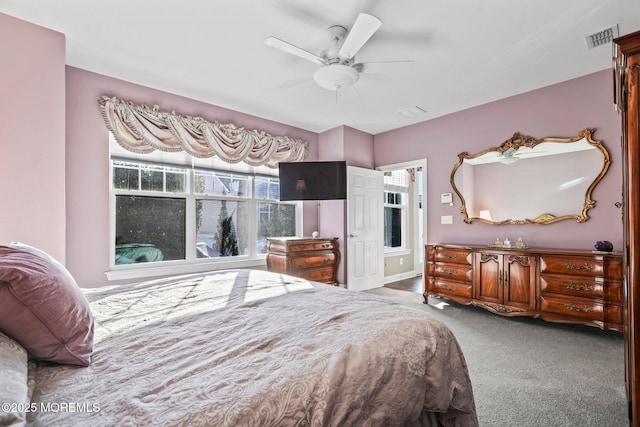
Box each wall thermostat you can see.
[441,192,453,204]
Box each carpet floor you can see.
[365,287,628,427]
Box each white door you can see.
[347,166,384,291]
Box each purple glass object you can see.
[594,240,614,252]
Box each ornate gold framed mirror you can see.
[450,128,610,225]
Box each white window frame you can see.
[382,170,410,254]
[383,190,408,253]
[106,157,302,281]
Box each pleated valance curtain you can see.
[99,96,308,168]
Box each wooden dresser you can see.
[425,244,623,331]
[266,237,340,285]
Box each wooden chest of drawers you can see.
[266,237,340,285]
[539,253,623,331]
[424,244,624,331]
[426,245,474,300]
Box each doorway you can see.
[376,159,427,284]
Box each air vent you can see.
[584,25,619,49]
[398,106,427,118]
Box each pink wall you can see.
[344,126,375,169]
[65,67,318,287]
[315,126,375,283]
[373,70,623,251]
[0,14,67,262]
[316,127,346,282]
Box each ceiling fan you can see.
[498,148,548,164]
[264,13,414,92]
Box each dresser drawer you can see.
[434,247,473,266]
[430,278,473,299]
[540,276,604,299]
[286,241,337,252]
[297,267,336,283]
[434,263,473,283]
[540,276,623,303]
[539,255,623,279]
[540,296,604,321]
[290,252,337,270]
[540,296,623,325]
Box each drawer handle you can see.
[443,254,458,259]
[564,283,594,291]
[565,262,593,271]
[441,268,457,275]
[323,258,331,264]
[299,261,307,267]
[564,303,592,313]
[439,283,457,291]
[322,244,331,248]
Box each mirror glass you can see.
[451,129,610,225]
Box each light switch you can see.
[441,215,453,224]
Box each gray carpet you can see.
[365,287,628,427]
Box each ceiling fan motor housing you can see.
[322,26,352,65]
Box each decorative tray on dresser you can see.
[424,244,623,331]
[266,237,340,285]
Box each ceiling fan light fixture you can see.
[313,64,359,91]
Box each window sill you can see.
[384,249,412,257]
[105,257,267,282]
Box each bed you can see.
[0,243,477,427]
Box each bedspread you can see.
[26,269,477,426]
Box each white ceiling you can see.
[2,0,639,135]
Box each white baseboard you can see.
[383,271,421,285]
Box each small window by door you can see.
[383,170,409,251]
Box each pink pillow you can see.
[0,243,94,366]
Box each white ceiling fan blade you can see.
[264,37,326,65]
[355,60,414,74]
[338,13,382,61]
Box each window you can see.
[383,169,410,250]
[110,158,300,275]
[384,191,403,247]
[254,175,296,253]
